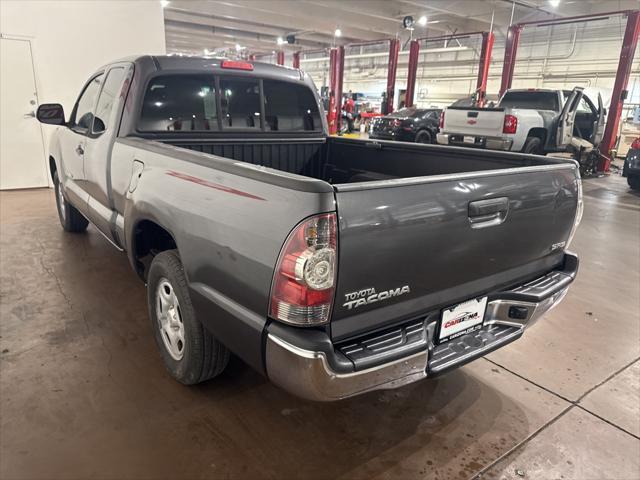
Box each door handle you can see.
[468,197,509,229]
[23,111,35,118]
[75,145,84,155]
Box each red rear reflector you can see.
[439,110,445,129]
[221,60,254,71]
[503,114,518,134]
[631,138,640,150]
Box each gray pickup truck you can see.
[37,56,582,401]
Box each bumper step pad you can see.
[428,323,522,375]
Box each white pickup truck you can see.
[437,88,605,155]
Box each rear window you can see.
[139,75,218,132]
[499,91,559,111]
[138,74,321,132]
[263,80,321,131]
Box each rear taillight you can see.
[269,213,337,326]
[631,138,640,150]
[503,114,518,134]
[439,110,445,129]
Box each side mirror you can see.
[36,103,65,125]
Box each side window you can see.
[92,67,126,134]
[219,77,261,130]
[71,74,104,132]
[577,97,595,114]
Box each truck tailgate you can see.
[444,107,505,137]
[331,164,579,340]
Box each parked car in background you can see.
[369,107,441,143]
[622,137,640,191]
[438,88,605,155]
[37,56,581,401]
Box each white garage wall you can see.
[0,0,166,184]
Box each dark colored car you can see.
[369,107,441,144]
[622,137,640,191]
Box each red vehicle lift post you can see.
[328,48,338,135]
[292,51,300,69]
[276,50,285,66]
[386,38,400,113]
[405,40,420,108]
[476,31,495,107]
[499,9,640,171]
[336,45,345,133]
[406,32,492,109]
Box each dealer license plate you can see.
[463,135,476,144]
[438,297,488,343]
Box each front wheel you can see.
[53,171,88,232]
[628,175,640,191]
[147,250,229,385]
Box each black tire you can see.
[522,136,542,154]
[147,250,229,385]
[415,130,433,144]
[628,176,640,191]
[53,171,88,232]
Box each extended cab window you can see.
[263,80,321,131]
[92,67,126,134]
[499,91,559,111]
[139,75,219,132]
[71,74,104,132]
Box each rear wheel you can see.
[522,136,542,154]
[53,171,88,232]
[147,250,229,384]
[415,130,433,144]
[628,175,640,191]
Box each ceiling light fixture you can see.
[418,15,427,26]
[549,0,560,6]
[334,28,342,37]
[160,0,170,8]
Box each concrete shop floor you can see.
[0,174,638,480]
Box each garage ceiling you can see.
[164,0,639,56]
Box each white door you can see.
[556,87,583,149]
[0,37,48,189]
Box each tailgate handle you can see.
[468,197,509,228]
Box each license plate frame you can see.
[438,296,488,344]
[463,135,476,144]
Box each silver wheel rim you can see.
[57,183,66,221]
[156,278,185,361]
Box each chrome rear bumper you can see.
[266,253,577,401]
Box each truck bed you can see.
[165,136,561,185]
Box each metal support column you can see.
[327,48,338,135]
[276,50,285,65]
[599,10,640,171]
[292,52,300,69]
[499,24,522,97]
[476,32,495,107]
[405,40,420,108]
[386,39,400,113]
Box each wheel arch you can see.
[129,216,179,281]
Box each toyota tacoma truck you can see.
[36,56,582,401]
[437,88,605,156]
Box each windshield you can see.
[499,91,559,111]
